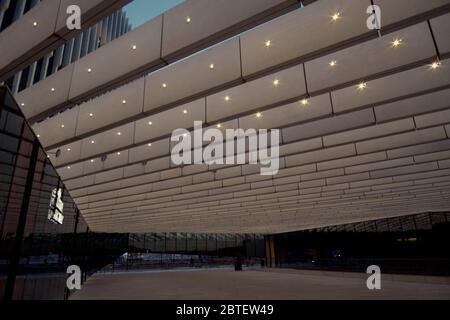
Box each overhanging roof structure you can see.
[8,0,450,234]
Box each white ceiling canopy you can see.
[13,0,450,234]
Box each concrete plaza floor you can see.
[70,268,450,300]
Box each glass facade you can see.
[267,212,450,276]
[0,87,127,300]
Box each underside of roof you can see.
[11,0,450,234]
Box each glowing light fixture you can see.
[87,68,92,73]
[117,132,122,136]
[391,38,403,48]
[265,40,271,47]
[148,121,153,126]
[51,88,55,92]
[429,61,441,70]
[162,83,167,88]
[301,99,309,106]
[225,96,230,101]
[217,124,222,128]
[33,22,38,27]
[91,140,95,144]
[273,79,280,86]
[186,16,191,23]
[357,82,367,90]
[209,63,215,69]
[256,112,262,118]
[329,60,337,67]
[89,113,94,117]
[332,12,341,21]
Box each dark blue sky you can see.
[123,0,184,28]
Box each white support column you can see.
[29,0,40,9]
[107,13,114,43]
[12,0,26,22]
[88,24,98,53]
[39,52,53,81]
[100,16,109,46]
[80,27,91,58]
[71,33,83,62]
[26,62,37,88]
[51,46,64,73]
[0,0,11,28]
[111,11,119,40]
[11,71,22,95]
[62,38,75,67]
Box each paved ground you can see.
[70,268,450,300]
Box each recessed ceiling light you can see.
[357,82,367,90]
[117,152,121,156]
[300,99,309,106]
[37,134,40,138]
[265,40,271,47]
[132,45,137,50]
[273,79,280,86]
[89,113,94,117]
[209,63,215,69]
[90,159,95,163]
[51,88,55,92]
[122,99,127,104]
[67,148,71,152]
[217,124,222,128]
[87,68,92,73]
[91,140,95,144]
[329,60,337,67]
[61,124,65,128]
[148,121,153,126]
[33,22,38,27]
[117,132,122,136]
[332,12,341,21]
[183,133,187,137]
[186,16,191,23]
[256,112,262,118]
[148,143,152,147]
[162,83,167,88]
[429,61,441,70]
[225,96,230,101]
[391,38,403,48]
[67,166,71,169]
[183,110,188,114]
[21,103,25,106]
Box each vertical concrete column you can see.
[71,33,83,63]
[62,38,75,67]
[26,62,37,88]
[11,71,22,94]
[80,27,91,58]
[51,46,64,74]
[12,0,26,21]
[88,24,98,53]
[0,0,11,28]
[29,0,40,9]
[100,16,109,46]
[111,11,119,40]
[106,14,114,43]
[39,52,53,80]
